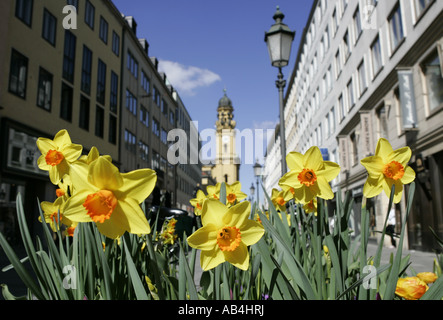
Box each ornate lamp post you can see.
[265,6,295,176]
[253,160,263,206]
[249,183,255,203]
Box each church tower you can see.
[211,90,240,184]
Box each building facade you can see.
[0,0,202,243]
[270,0,443,251]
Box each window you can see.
[42,9,57,46]
[95,105,104,138]
[326,65,332,93]
[377,105,389,139]
[330,107,336,135]
[335,49,342,78]
[125,130,136,154]
[421,50,443,112]
[139,141,149,161]
[16,0,33,26]
[127,50,138,78]
[339,94,345,121]
[109,115,117,144]
[37,67,52,111]
[152,118,160,137]
[353,7,362,43]
[79,95,90,130]
[99,16,108,44]
[161,128,168,144]
[67,0,78,10]
[140,105,149,127]
[125,89,137,115]
[389,3,405,53]
[350,132,358,166]
[347,78,355,109]
[161,98,168,116]
[151,151,160,170]
[112,31,120,56]
[81,45,92,94]
[8,49,28,98]
[141,70,150,94]
[153,86,160,106]
[96,59,106,105]
[85,0,95,29]
[371,36,382,77]
[357,60,367,96]
[63,30,76,83]
[332,8,338,36]
[414,0,433,18]
[169,110,175,125]
[343,30,351,62]
[110,71,118,113]
[60,82,73,122]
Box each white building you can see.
[270,0,443,251]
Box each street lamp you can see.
[249,183,255,203]
[265,6,295,176]
[253,160,263,206]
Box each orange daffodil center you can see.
[382,161,405,180]
[217,226,241,251]
[298,168,317,186]
[45,149,65,166]
[83,190,118,223]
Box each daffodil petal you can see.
[36,138,57,154]
[224,242,249,270]
[391,147,412,166]
[401,166,416,184]
[187,224,218,251]
[376,138,394,163]
[96,215,127,239]
[361,155,384,178]
[201,199,227,227]
[286,151,304,171]
[319,161,341,182]
[53,129,71,146]
[200,248,225,271]
[304,146,324,171]
[223,201,250,228]
[363,175,384,198]
[120,168,157,203]
[240,220,265,246]
[292,184,317,204]
[316,176,334,200]
[69,161,94,192]
[61,143,83,162]
[63,190,94,222]
[278,170,302,189]
[88,157,123,190]
[116,198,150,235]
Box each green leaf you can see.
[421,273,443,300]
[123,237,149,300]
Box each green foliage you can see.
[1,182,442,300]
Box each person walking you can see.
[386,207,397,248]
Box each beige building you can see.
[0,0,123,243]
[206,90,240,185]
[277,0,443,251]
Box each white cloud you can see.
[158,60,221,96]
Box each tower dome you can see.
[218,89,232,108]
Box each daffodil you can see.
[187,199,264,271]
[190,189,207,216]
[36,129,83,185]
[225,181,247,206]
[303,198,317,215]
[279,146,341,204]
[271,188,287,212]
[39,197,73,232]
[360,138,415,204]
[63,156,157,239]
[395,276,428,300]
[206,183,221,200]
[417,272,437,284]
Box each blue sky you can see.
[112,0,314,203]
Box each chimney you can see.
[138,38,149,55]
[124,16,137,35]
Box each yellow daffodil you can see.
[303,198,317,215]
[190,189,207,216]
[271,188,287,212]
[417,272,437,284]
[206,183,221,200]
[36,129,83,185]
[279,146,340,204]
[360,138,415,204]
[395,276,428,300]
[187,199,264,271]
[225,181,247,206]
[63,156,157,239]
[39,197,73,232]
